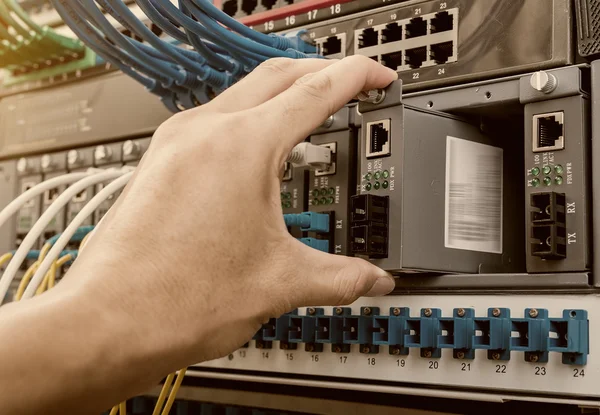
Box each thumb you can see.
[287,241,396,308]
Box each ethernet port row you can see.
[381,51,403,71]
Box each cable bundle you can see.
[0,0,86,75]
[50,0,320,112]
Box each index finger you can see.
[250,55,398,159]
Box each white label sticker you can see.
[444,136,503,254]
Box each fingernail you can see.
[364,273,395,297]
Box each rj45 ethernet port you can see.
[261,0,277,10]
[366,119,391,158]
[533,112,564,152]
[222,0,238,16]
[430,41,453,64]
[381,22,402,43]
[405,17,427,39]
[430,11,454,33]
[405,46,427,69]
[320,35,345,57]
[381,51,403,71]
[241,0,257,15]
[358,27,378,49]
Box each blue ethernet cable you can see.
[284,212,330,233]
[180,0,299,59]
[99,0,230,89]
[188,0,315,54]
[76,0,189,85]
[20,250,79,262]
[53,0,171,87]
[46,225,95,246]
[137,0,240,74]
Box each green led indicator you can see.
[320,197,327,205]
[531,178,540,187]
[555,165,564,175]
[374,171,381,180]
[374,182,381,190]
[555,176,563,185]
[530,167,540,176]
[365,183,372,191]
[542,165,552,175]
[327,197,335,204]
[320,188,327,196]
[312,189,319,197]
[382,181,389,189]
[364,173,372,181]
[284,201,292,209]
[543,176,552,186]
[328,187,335,195]
[382,170,390,179]
[312,199,319,206]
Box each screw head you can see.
[305,344,314,352]
[362,346,371,354]
[281,343,289,350]
[529,355,539,363]
[392,308,401,316]
[256,341,264,349]
[390,347,400,355]
[334,307,343,315]
[456,351,465,359]
[307,307,316,315]
[492,308,501,317]
[529,309,539,318]
[530,71,558,94]
[423,308,432,317]
[457,308,466,317]
[321,115,334,128]
[423,350,432,358]
[357,88,386,105]
[492,352,501,360]
[333,346,341,353]
[228,354,234,361]
[363,307,372,316]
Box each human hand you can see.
[69,56,398,370]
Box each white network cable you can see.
[0,168,129,303]
[22,171,134,299]
[0,171,94,230]
[286,143,332,169]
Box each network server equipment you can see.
[2,0,600,412]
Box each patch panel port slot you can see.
[430,41,453,64]
[430,11,454,34]
[405,46,427,69]
[261,0,277,10]
[241,0,257,15]
[405,17,427,39]
[381,22,403,43]
[357,27,378,49]
[381,51,403,71]
[511,321,529,348]
[221,0,238,15]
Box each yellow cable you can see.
[160,368,187,415]
[119,401,126,415]
[15,261,39,301]
[152,373,175,415]
[47,260,57,290]
[39,243,52,262]
[0,253,13,268]
[109,406,119,415]
[36,254,73,296]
